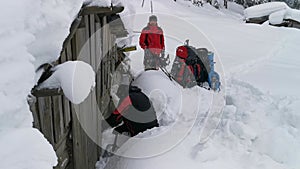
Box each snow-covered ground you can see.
[1,0,299,169]
[99,0,300,169]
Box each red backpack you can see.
[171,45,208,87]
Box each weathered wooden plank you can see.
[61,45,72,132]
[51,95,65,144]
[63,96,71,130]
[61,16,83,55]
[83,95,99,169]
[90,14,96,70]
[95,21,102,104]
[103,61,107,98]
[71,105,84,169]
[32,88,63,97]
[38,97,55,145]
[66,41,73,62]
[89,14,100,146]
[83,15,99,169]
[95,18,103,155]
[87,136,98,169]
[60,50,68,63]
[70,36,77,61]
[73,21,90,169]
[71,29,83,169]
[54,136,70,169]
[30,99,41,131]
[101,16,107,99]
[89,14,99,140]
[102,16,109,60]
[66,101,74,169]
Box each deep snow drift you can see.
[99,0,300,169]
[0,0,131,168]
[0,0,299,168]
[0,0,94,168]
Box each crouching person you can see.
[106,86,159,137]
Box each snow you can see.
[86,0,125,7]
[244,2,288,19]
[98,0,300,169]
[39,61,95,104]
[131,70,182,125]
[244,2,300,23]
[86,0,112,7]
[0,0,87,168]
[269,9,287,24]
[0,128,57,169]
[1,0,300,168]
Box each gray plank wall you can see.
[30,9,122,169]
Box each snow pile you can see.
[101,78,300,169]
[86,0,112,7]
[0,0,88,168]
[86,0,125,7]
[39,61,95,104]
[244,2,300,24]
[0,129,57,169]
[98,0,300,169]
[28,0,84,69]
[226,1,245,15]
[131,70,182,125]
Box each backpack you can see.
[174,45,209,84]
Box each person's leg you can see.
[154,54,161,70]
[144,49,158,70]
[143,49,150,70]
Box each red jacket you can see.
[139,24,165,55]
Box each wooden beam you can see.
[61,16,83,55]
[32,88,63,97]
[80,6,124,16]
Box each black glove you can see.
[114,124,129,134]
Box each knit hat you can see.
[129,86,151,112]
[149,15,157,22]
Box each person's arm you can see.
[139,29,147,49]
[161,31,165,50]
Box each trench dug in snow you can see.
[99,74,300,169]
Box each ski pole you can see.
[151,0,153,13]
[141,0,145,7]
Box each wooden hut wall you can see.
[30,9,123,169]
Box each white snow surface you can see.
[0,0,129,168]
[244,2,300,23]
[99,0,300,169]
[39,61,95,104]
[131,70,182,125]
[1,0,299,168]
[0,0,93,169]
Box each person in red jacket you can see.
[139,15,165,70]
[105,86,159,137]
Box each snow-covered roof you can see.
[244,2,288,18]
[244,2,300,24]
